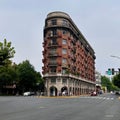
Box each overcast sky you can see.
[0,0,120,75]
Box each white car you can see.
[23,92,31,96]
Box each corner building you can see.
[42,11,96,96]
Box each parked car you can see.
[23,92,35,96]
[90,91,97,96]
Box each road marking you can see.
[39,106,45,108]
[80,96,114,100]
[37,96,115,100]
[105,115,114,118]
[111,98,114,100]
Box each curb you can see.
[36,95,89,99]
[37,96,79,98]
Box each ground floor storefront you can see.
[43,74,95,96]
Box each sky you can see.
[0,0,120,75]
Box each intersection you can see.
[0,93,119,120]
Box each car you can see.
[90,91,97,96]
[23,92,31,96]
[23,92,35,96]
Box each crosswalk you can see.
[80,96,114,100]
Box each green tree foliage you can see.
[17,60,36,92]
[0,39,44,95]
[0,39,15,66]
[35,72,44,92]
[112,74,120,89]
[0,39,16,94]
[17,60,44,93]
[101,76,112,92]
[0,64,18,94]
[0,65,17,84]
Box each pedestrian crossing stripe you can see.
[80,96,114,100]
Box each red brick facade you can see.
[42,12,96,96]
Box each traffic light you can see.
[107,68,111,75]
[111,68,114,75]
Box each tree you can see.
[0,39,15,66]
[0,39,16,94]
[35,72,44,92]
[17,60,37,93]
[0,64,18,95]
[101,76,112,92]
[112,74,120,89]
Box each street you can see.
[0,93,120,120]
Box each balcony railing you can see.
[48,61,58,66]
[48,52,62,57]
[48,42,62,48]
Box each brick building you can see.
[42,11,96,96]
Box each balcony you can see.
[48,42,62,48]
[48,42,58,47]
[48,53,62,57]
[48,61,58,66]
[47,34,58,39]
[45,21,69,28]
[48,54,57,57]
[62,63,68,68]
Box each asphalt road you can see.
[0,93,120,120]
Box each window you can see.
[50,38,57,45]
[62,68,66,74]
[63,30,67,34]
[62,48,67,54]
[62,58,67,64]
[63,19,67,26]
[49,29,57,36]
[51,19,57,25]
[49,58,57,64]
[50,31,53,37]
[62,39,67,45]
[50,67,56,73]
[53,29,57,35]
[62,79,67,84]
[49,48,56,55]
[51,78,56,83]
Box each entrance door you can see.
[50,86,57,96]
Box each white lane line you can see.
[105,114,114,118]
